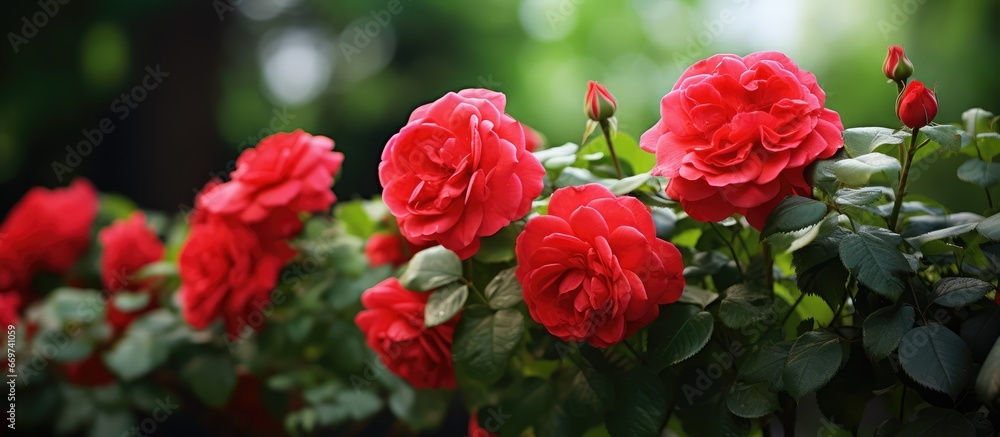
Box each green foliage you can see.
[760,196,828,240]
[399,245,463,291]
[862,305,915,360]
[424,283,468,327]
[605,367,667,437]
[782,331,848,399]
[839,226,910,300]
[719,284,774,329]
[452,305,524,386]
[646,304,714,371]
[898,324,973,400]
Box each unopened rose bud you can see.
[883,45,914,83]
[897,80,938,129]
[584,80,617,122]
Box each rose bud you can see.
[897,80,938,129]
[883,45,914,82]
[584,80,617,122]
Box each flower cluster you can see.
[179,130,344,335]
[99,212,165,333]
[0,179,98,303]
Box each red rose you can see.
[469,411,500,437]
[640,52,843,230]
[354,278,458,389]
[523,124,544,153]
[0,292,18,326]
[0,179,98,289]
[99,212,164,292]
[515,184,685,347]
[179,214,295,336]
[379,89,545,259]
[364,232,429,267]
[585,80,617,122]
[201,130,344,233]
[897,80,937,129]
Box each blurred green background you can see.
[1,0,998,215]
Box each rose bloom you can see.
[640,52,843,230]
[515,184,685,347]
[379,89,545,259]
[0,179,98,290]
[179,213,295,336]
[364,232,429,267]
[355,278,459,389]
[99,212,165,333]
[62,354,117,387]
[469,412,500,437]
[202,130,344,234]
[99,212,164,292]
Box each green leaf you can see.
[399,245,462,292]
[607,173,653,196]
[834,187,885,207]
[388,385,448,430]
[921,124,968,154]
[475,224,520,263]
[842,127,908,157]
[833,153,901,186]
[565,368,614,418]
[961,307,1000,361]
[424,283,468,327]
[718,284,774,329]
[962,108,995,136]
[760,196,828,240]
[337,390,384,420]
[862,305,915,360]
[957,158,1000,187]
[977,212,1000,241]
[976,336,1000,413]
[647,304,714,371]
[905,223,979,248]
[335,201,378,238]
[726,382,778,419]
[111,292,150,313]
[932,277,993,308]
[739,341,792,391]
[89,410,135,437]
[898,324,973,400]
[103,326,169,381]
[452,306,524,385]
[484,267,523,310]
[181,354,237,407]
[606,367,667,437]
[972,133,1000,162]
[838,227,909,300]
[676,285,719,309]
[897,407,976,437]
[134,261,178,280]
[782,331,848,399]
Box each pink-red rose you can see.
[201,130,344,234]
[179,214,295,336]
[882,45,913,82]
[0,179,98,289]
[640,52,843,230]
[379,89,545,259]
[515,184,685,347]
[99,212,164,292]
[354,278,459,389]
[897,80,938,129]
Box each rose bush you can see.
[7,47,1000,437]
[640,52,843,229]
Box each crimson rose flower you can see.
[515,184,685,347]
[99,212,164,292]
[202,130,344,234]
[354,278,458,389]
[379,89,545,259]
[179,214,295,336]
[99,212,165,332]
[640,52,843,230]
[0,179,98,291]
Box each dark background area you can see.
[2,0,999,216]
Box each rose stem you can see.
[599,119,623,179]
[887,129,921,232]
